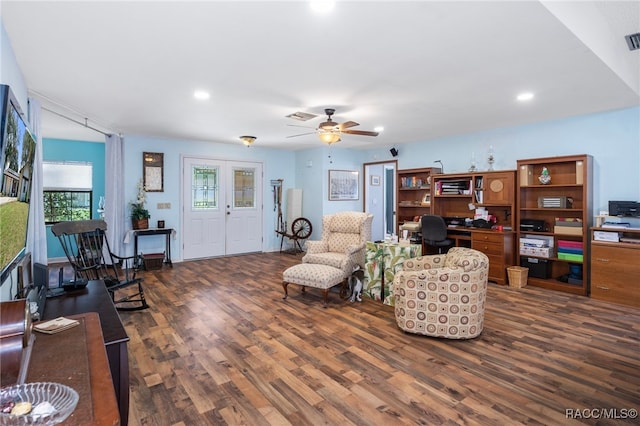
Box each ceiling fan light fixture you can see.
[318,129,341,145]
[240,135,256,147]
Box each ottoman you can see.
[282,264,346,307]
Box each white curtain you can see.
[105,134,126,255]
[26,98,47,265]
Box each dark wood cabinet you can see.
[44,281,130,425]
[590,227,640,307]
[27,313,120,425]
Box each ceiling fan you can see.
[287,108,379,145]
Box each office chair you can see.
[421,214,454,254]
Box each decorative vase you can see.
[132,218,149,230]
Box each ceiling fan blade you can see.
[340,121,360,129]
[342,129,379,137]
[286,132,316,138]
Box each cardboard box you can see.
[554,225,583,236]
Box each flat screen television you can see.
[0,84,37,287]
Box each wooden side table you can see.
[27,312,120,425]
[43,281,129,425]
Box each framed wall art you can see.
[329,169,359,201]
[370,175,381,186]
[143,152,164,192]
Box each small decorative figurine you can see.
[538,166,551,184]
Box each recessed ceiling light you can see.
[374,126,384,132]
[310,1,335,14]
[194,90,210,100]
[517,92,534,102]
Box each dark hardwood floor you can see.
[116,252,640,425]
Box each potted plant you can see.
[131,179,150,229]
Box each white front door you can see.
[225,161,263,255]
[182,157,263,260]
[183,157,226,259]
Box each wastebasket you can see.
[507,266,528,288]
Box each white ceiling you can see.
[1,1,639,150]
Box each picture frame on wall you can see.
[370,175,381,186]
[143,152,164,192]
[329,169,359,201]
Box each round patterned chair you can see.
[392,247,489,339]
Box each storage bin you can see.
[507,266,528,288]
[520,257,551,279]
[142,252,165,270]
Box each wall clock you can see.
[143,152,164,192]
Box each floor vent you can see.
[625,33,640,51]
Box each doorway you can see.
[363,160,397,242]
[182,157,263,260]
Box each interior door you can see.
[225,162,263,255]
[182,157,226,260]
[364,160,397,241]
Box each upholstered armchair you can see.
[392,247,488,339]
[302,211,373,279]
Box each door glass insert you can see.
[233,168,256,208]
[192,165,218,209]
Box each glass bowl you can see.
[0,382,79,425]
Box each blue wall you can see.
[43,139,105,259]
[40,105,640,262]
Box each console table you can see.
[364,241,422,306]
[27,312,120,425]
[124,228,175,267]
[43,281,130,425]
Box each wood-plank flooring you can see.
[118,252,640,425]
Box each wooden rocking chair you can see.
[51,219,149,311]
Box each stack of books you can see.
[557,240,583,262]
[519,237,552,258]
[436,179,471,195]
[554,217,583,235]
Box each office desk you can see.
[124,228,175,267]
[27,313,120,425]
[44,281,130,425]
[445,228,515,285]
[364,241,422,306]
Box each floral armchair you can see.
[392,247,489,339]
[302,212,373,279]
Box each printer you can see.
[609,201,640,217]
[520,219,547,232]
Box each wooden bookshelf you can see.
[516,154,593,295]
[397,167,440,234]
